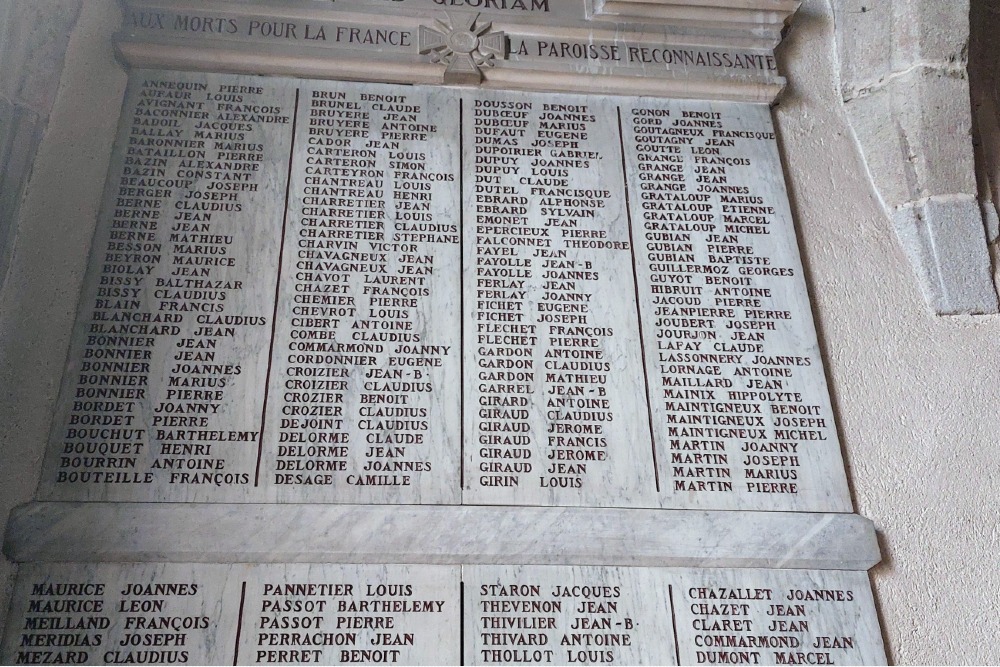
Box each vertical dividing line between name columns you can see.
[459,98,466,492]
[459,580,466,665]
[255,88,301,487]
[617,106,660,493]
[668,584,681,665]
[232,581,248,665]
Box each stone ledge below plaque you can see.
[4,503,878,570]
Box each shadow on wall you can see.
[970,0,1000,271]
[0,1,83,288]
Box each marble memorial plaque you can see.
[670,568,886,667]
[36,71,463,505]
[465,564,678,664]
[237,564,459,665]
[1,563,885,665]
[34,69,852,512]
[464,565,887,666]
[37,71,302,503]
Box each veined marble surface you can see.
[465,565,886,665]
[1,563,885,665]
[618,99,851,512]
[3,503,880,571]
[258,80,464,505]
[34,71,851,512]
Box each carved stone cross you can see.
[418,12,507,84]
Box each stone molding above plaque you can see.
[115,0,796,102]
[591,0,798,38]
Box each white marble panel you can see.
[257,80,462,504]
[464,564,679,665]
[461,89,656,507]
[33,72,464,504]
[671,568,887,666]
[465,565,887,666]
[619,99,853,512]
[236,564,460,665]
[2,563,885,665]
[2,562,234,665]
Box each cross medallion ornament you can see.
[418,12,507,84]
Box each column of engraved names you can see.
[694,114,823,498]
[529,103,616,494]
[13,582,111,665]
[466,97,540,492]
[107,580,208,664]
[475,582,558,664]
[678,575,874,666]
[247,578,450,665]
[151,80,287,492]
[261,82,460,501]
[466,566,678,665]
[465,93,654,505]
[623,101,837,509]
[44,73,293,500]
[54,77,177,492]
[475,584,639,665]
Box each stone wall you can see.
[778,0,1000,661]
[832,0,997,315]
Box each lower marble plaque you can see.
[2,563,886,665]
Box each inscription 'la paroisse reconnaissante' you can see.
[36,70,850,510]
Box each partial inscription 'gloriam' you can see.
[36,71,850,512]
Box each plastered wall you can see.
[1,0,997,663]
[776,2,1000,663]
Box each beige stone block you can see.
[845,67,976,207]
[0,102,42,285]
[892,196,997,315]
[834,0,969,96]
